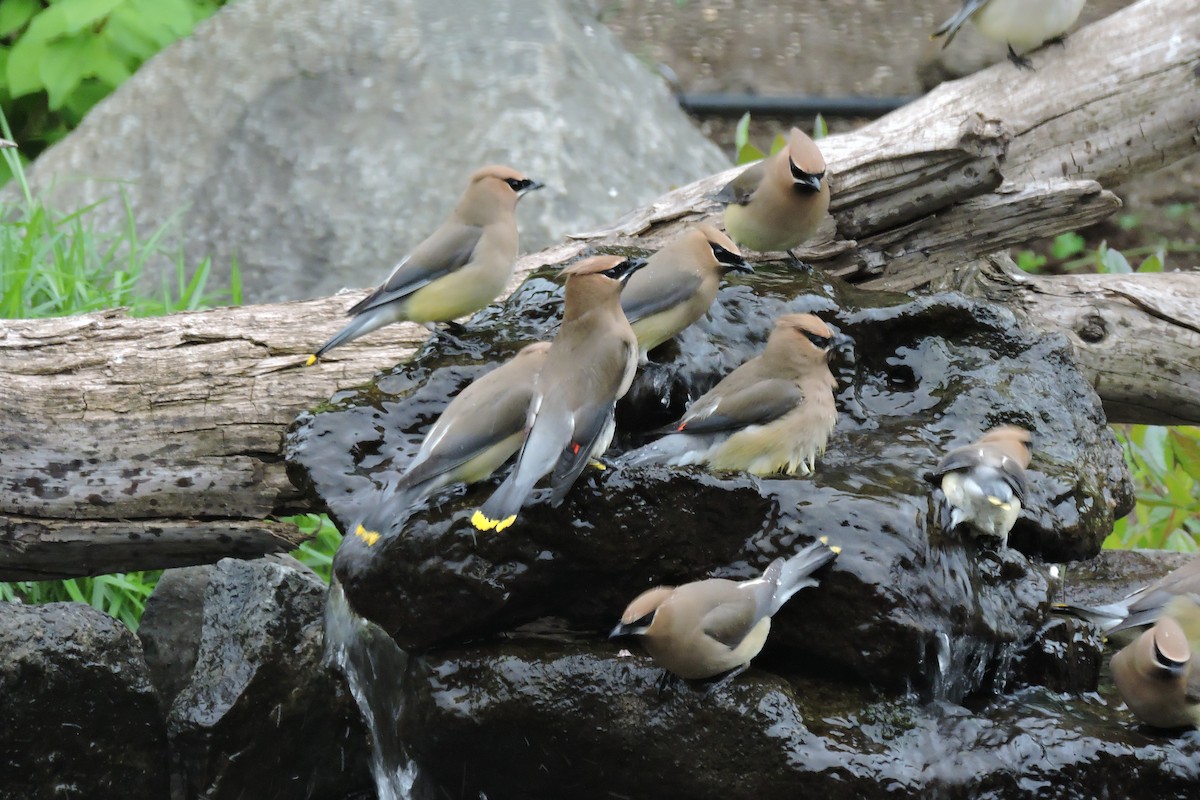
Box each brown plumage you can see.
[610,539,839,680]
[1111,595,1200,729]
[471,255,647,532]
[308,165,542,362]
[621,223,751,360]
[717,128,830,256]
[620,313,838,476]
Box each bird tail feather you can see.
[769,538,840,615]
[312,307,398,360]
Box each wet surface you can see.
[286,261,1131,702]
[399,635,1200,800]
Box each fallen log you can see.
[2,0,1196,579]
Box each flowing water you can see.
[324,581,419,800]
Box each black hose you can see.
[675,93,918,118]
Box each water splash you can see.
[324,580,420,800]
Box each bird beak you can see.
[520,180,545,196]
[614,257,649,284]
[726,257,754,275]
[794,173,822,192]
[713,245,753,274]
[609,622,635,639]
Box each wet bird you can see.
[619,313,838,476]
[1057,554,1200,642]
[352,341,551,541]
[471,255,647,533]
[1110,594,1200,729]
[715,127,830,262]
[621,223,752,361]
[308,165,543,363]
[610,538,840,681]
[931,0,1087,69]
[929,425,1032,548]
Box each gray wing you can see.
[932,445,1031,502]
[714,161,766,206]
[349,221,483,315]
[701,593,759,650]
[668,379,803,435]
[932,0,990,46]
[620,269,704,324]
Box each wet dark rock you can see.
[139,563,214,708]
[0,602,168,799]
[399,636,1200,800]
[1057,548,1196,611]
[287,264,1131,697]
[167,557,372,800]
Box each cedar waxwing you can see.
[1110,595,1200,729]
[471,255,648,532]
[610,538,840,681]
[931,0,1086,69]
[715,128,830,260]
[307,165,543,363]
[352,341,551,541]
[619,313,838,476]
[930,425,1032,548]
[620,224,752,361]
[1057,554,1200,642]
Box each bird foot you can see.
[1043,33,1069,48]
[1007,45,1034,70]
[786,250,814,270]
[703,664,749,694]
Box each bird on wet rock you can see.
[931,0,1087,69]
[307,165,543,363]
[715,127,830,263]
[610,538,840,682]
[618,313,839,477]
[1111,594,1200,729]
[620,223,752,362]
[929,425,1032,548]
[1057,554,1200,644]
[471,254,647,533]
[352,341,551,542]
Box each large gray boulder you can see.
[19,0,728,303]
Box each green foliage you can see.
[287,514,344,584]
[1016,235,1198,275]
[1107,425,1200,551]
[733,112,788,165]
[0,571,160,631]
[0,0,226,182]
[811,112,828,141]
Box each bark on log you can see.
[2,0,1197,579]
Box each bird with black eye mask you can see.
[619,313,840,476]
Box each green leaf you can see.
[0,0,39,38]
[734,112,751,152]
[6,34,48,98]
[812,112,828,140]
[1050,231,1085,260]
[736,143,764,165]
[1015,250,1046,273]
[40,35,100,110]
[1137,248,1164,273]
[58,0,126,34]
[1098,244,1133,274]
[768,132,787,156]
[1171,429,1200,481]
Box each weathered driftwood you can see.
[2,0,1197,579]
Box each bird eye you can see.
[789,161,825,185]
[803,331,832,349]
[709,242,740,265]
[505,178,530,192]
[632,611,656,628]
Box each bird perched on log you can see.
[618,313,838,476]
[610,538,840,682]
[1056,554,1200,644]
[715,127,830,263]
[471,255,647,533]
[931,0,1087,70]
[928,425,1032,548]
[351,341,551,542]
[1110,594,1200,729]
[621,223,752,362]
[307,165,543,363]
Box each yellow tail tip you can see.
[471,510,498,531]
[589,459,607,471]
[494,515,517,532]
[353,524,380,546]
[305,354,318,367]
[830,545,842,555]
[818,536,829,545]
